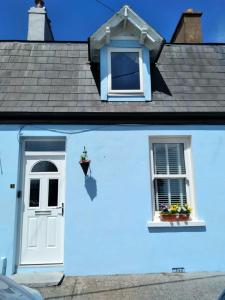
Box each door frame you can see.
[16,138,66,269]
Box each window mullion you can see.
[165,144,171,205]
[154,179,159,211]
[179,179,183,206]
[153,174,186,179]
[168,178,171,205]
[165,144,169,174]
[177,143,181,174]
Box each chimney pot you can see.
[186,8,194,13]
[35,0,45,8]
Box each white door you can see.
[20,155,65,265]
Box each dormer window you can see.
[108,48,143,94]
[89,5,164,102]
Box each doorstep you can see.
[10,272,64,288]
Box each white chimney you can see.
[27,0,54,41]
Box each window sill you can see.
[108,92,144,97]
[147,220,206,228]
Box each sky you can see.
[0,0,224,42]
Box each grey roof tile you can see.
[38,78,52,86]
[47,57,61,64]
[34,93,49,101]
[45,71,59,79]
[31,100,49,107]
[58,71,73,78]
[49,94,64,101]
[32,50,56,57]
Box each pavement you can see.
[35,272,225,300]
[11,272,64,288]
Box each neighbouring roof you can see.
[0,41,225,120]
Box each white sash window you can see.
[150,137,195,216]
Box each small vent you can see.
[172,267,185,273]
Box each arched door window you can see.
[31,161,58,173]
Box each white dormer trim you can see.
[105,27,111,44]
[123,6,128,29]
[140,29,148,45]
[89,5,164,63]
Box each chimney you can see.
[171,8,202,43]
[27,0,54,41]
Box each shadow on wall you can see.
[0,158,3,175]
[85,175,97,201]
[148,226,206,233]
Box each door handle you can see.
[58,203,64,216]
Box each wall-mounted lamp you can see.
[79,147,91,176]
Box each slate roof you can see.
[0,41,225,117]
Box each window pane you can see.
[153,144,167,174]
[170,179,187,205]
[168,144,186,175]
[111,52,140,90]
[155,178,187,210]
[25,140,65,152]
[168,144,179,174]
[153,143,186,175]
[155,179,169,210]
[31,161,58,173]
[180,145,186,174]
[29,179,40,207]
[48,179,58,207]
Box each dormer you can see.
[89,5,164,102]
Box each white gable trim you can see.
[89,5,164,63]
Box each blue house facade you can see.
[0,4,225,276]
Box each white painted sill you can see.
[108,92,144,97]
[147,219,206,228]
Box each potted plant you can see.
[79,147,90,176]
[160,204,192,221]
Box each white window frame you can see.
[23,138,66,157]
[107,48,144,95]
[149,136,199,224]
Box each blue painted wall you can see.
[0,126,20,275]
[1,124,225,275]
[100,40,151,101]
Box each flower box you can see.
[160,204,192,222]
[160,214,190,222]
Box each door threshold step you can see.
[10,272,64,288]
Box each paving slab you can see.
[35,272,225,300]
[11,272,64,288]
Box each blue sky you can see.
[0,0,224,42]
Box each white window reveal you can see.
[148,137,205,228]
[108,48,144,95]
